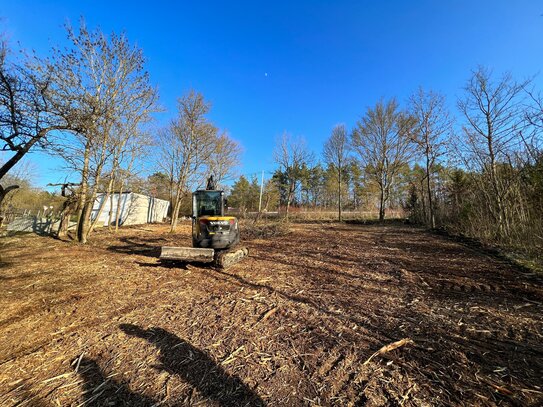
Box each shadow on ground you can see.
[75,324,265,406]
[106,237,165,258]
[77,357,156,406]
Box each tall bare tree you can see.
[352,99,415,220]
[323,124,350,221]
[457,67,529,238]
[409,88,452,228]
[273,133,313,218]
[158,90,217,232]
[44,22,158,243]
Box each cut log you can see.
[214,247,249,268]
[160,246,215,263]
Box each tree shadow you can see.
[77,357,157,406]
[106,237,163,257]
[135,260,189,269]
[119,324,265,407]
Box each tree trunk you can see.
[76,140,91,240]
[379,187,385,221]
[57,201,77,238]
[81,128,111,242]
[170,194,182,232]
[78,184,103,243]
[78,175,104,243]
[77,201,92,244]
[57,211,69,238]
[285,183,295,220]
[108,192,115,231]
[426,164,435,229]
[114,184,125,233]
[419,178,427,225]
[338,169,342,222]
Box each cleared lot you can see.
[0,222,542,406]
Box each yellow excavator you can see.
[160,177,248,268]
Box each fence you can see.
[1,209,31,226]
[0,209,67,234]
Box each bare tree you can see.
[352,99,415,221]
[323,124,350,221]
[158,90,217,232]
[457,67,529,238]
[522,87,543,162]
[44,22,158,243]
[273,133,313,218]
[0,37,80,207]
[207,132,242,187]
[409,88,452,228]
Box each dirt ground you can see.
[0,221,542,406]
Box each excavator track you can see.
[214,247,249,269]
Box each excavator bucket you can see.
[160,246,215,263]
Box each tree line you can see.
[228,68,542,254]
[2,21,542,255]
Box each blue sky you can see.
[1,0,542,187]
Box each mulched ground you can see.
[0,221,542,406]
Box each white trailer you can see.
[91,192,169,227]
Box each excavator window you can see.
[193,191,224,217]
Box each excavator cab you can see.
[193,190,223,217]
